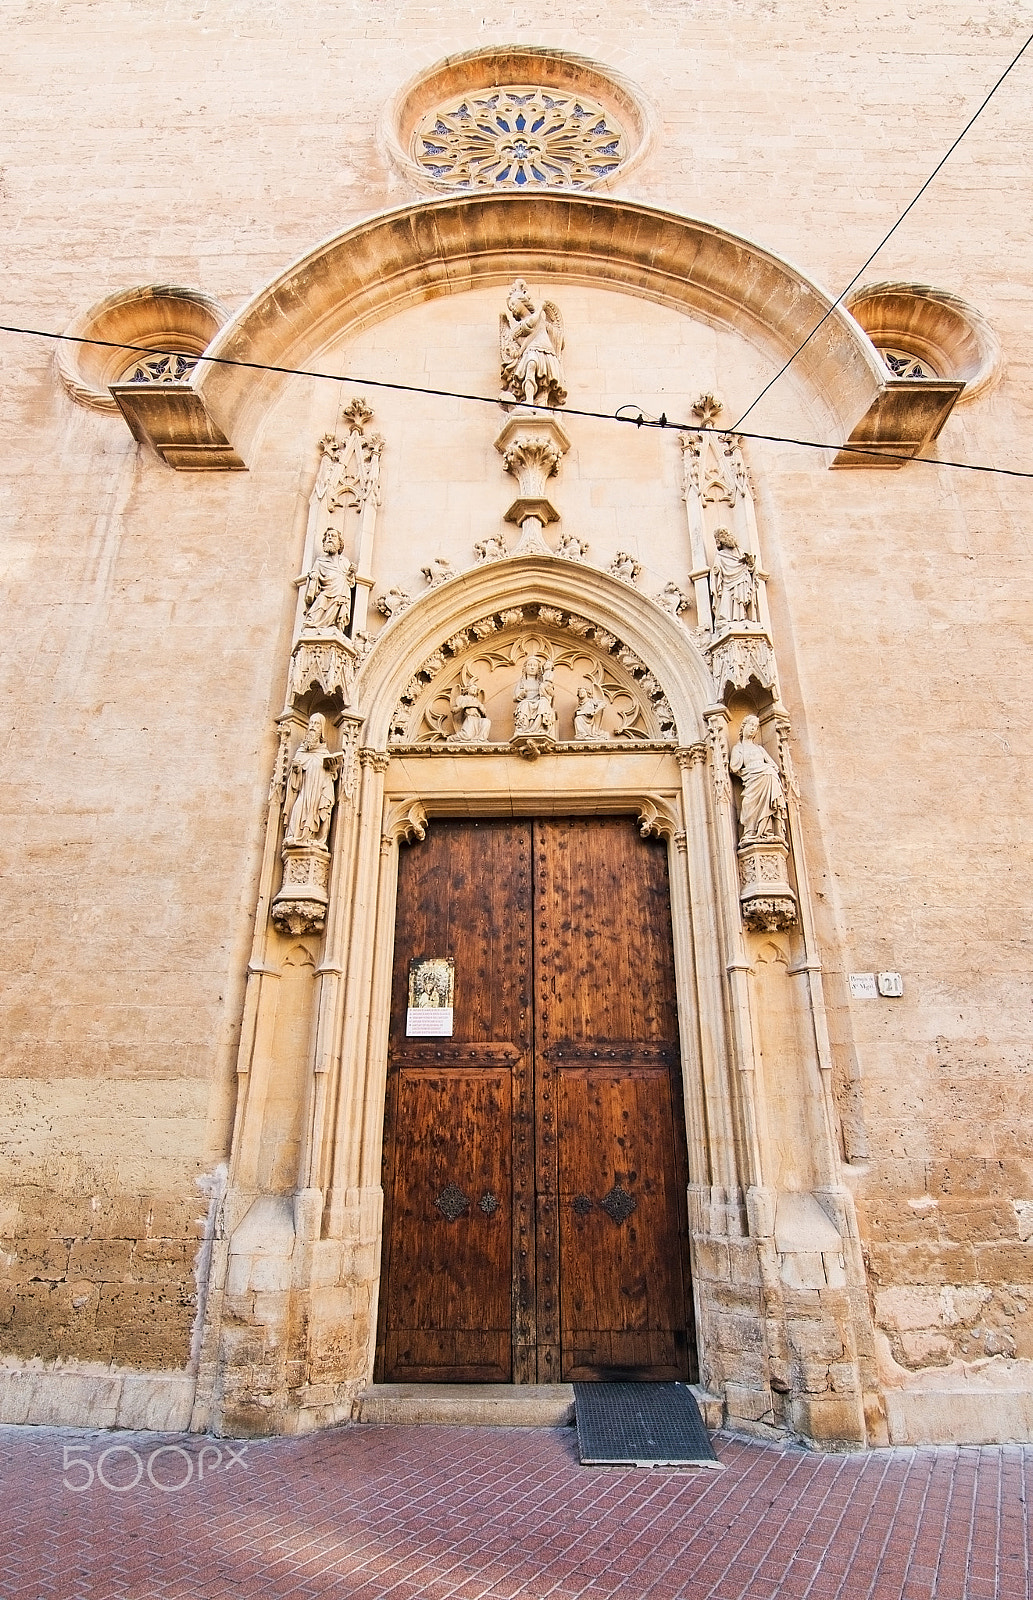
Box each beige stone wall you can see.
[1,1,1031,1441]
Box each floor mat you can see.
[572,1382,722,1468]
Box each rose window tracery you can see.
[412,87,627,189]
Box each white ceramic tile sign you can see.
[406,956,455,1036]
[848,972,878,999]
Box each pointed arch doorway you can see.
[374,812,696,1385]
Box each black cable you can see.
[4,321,1033,479]
[733,30,1033,430]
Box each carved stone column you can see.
[494,411,571,555]
[326,748,392,1238]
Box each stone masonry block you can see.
[787,1319,845,1363]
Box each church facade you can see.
[1,3,1030,1449]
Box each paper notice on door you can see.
[406,956,455,1036]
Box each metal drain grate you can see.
[573,1382,722,1468]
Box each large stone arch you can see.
[185,192,914,468]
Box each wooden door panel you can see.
[378,819,534,1385]
[556,1064,690,1380]
[532,816,678,1049]
[379,814,694,1386]
[387,818,532,1046]
[532,817,693,1383]
[382,1066,512,1382]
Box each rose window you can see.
[412,87,627,189]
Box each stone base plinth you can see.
[738,837,797,930]
[272,844,331,935]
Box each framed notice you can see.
[406,956,455,1037]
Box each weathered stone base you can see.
[0,1361,196,1430]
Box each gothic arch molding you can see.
[354,554,717,749]
[188,193,901,468]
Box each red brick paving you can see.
[0,1424,1029,1599]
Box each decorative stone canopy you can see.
[114,194,961,470]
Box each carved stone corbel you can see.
[737,840,798,931]
[288,633,363,707]
[381,798,428,852]
[637,796,681,841]
[272,845,335,937]
[494,412,571,555]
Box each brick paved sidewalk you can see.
[0,1423,1029,1600]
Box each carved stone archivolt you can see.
[387,605,677,753]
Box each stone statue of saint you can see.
[729,714,787,843]
[573,684,611,741]
[447,675,491,744]
[500,280,566,408]
[301,527,356,635]
[283,714,343,848]
[710,528,758,627]
[513,652,558,737]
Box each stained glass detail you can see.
[125,353,199,384]
[412,86,627,190]
[879,347,938,380]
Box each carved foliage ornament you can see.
[413,86,626,190]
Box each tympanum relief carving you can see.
[388,607,677,757]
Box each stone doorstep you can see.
[355,1383,724,1430]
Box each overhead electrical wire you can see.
[1,321,1032,481]
[732,29,1033,430]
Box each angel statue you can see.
[573,684,611,742]
[283,714,344,848]
[500,279,567,408]
[300,526,356,636]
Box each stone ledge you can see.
[885,1385,1033,1446]
[356,1383,575,1427]
[356,1382,724,1431]
[0,1364,196,1431]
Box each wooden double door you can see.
[375,816,695,1385]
